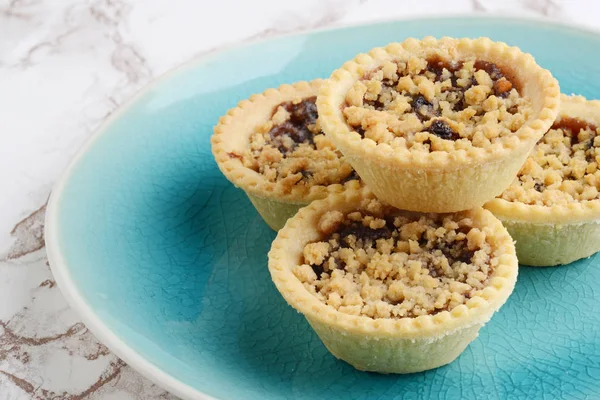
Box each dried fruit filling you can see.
[239,97,357,190]
[292,200,499,319]
[267,97,319,153]
[343,56,533,152]
[499,118,600,205]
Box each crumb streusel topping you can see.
[343,56,533,153]
[234,96,357,192]
[292,199,499,319]
[499,118,600,206]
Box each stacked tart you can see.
[317,37,559,212]
[212,36,575,374]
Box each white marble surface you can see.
[0,0,598,398]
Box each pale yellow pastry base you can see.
[246,193,307,231]
[307,316,481,374]
[501,218,600,267]
[348,143,532,213]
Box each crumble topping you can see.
[293,200,500,319]
[343,56,533,152]
[237,96,357,191]
[499,118,600,205]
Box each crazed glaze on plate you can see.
[46,16,600,400]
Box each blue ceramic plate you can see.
[46,16,600,400]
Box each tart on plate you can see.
[212,80,360,230]
[317,36,560,213]
[485,95,600,266]
[268,188,518,374]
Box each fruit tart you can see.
[486,95,600,266]
[268,188,518,373]
[317,37,560,212]
[212,80,360,230]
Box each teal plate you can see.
[46,16,600,400]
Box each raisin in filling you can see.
[411,94,438,121]
[553,118,598,149]
[340,169,361,184]
[427,120,459,140]
[268,96,318,154]
[337,219,395,248]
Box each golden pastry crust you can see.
[269,188,518,339]
[211,80,361,230]
[487,95,600,224]
[317,37,561,213]
[485,95,600,266]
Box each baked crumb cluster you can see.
[237,96,357,191]
[292,199,499,319]
[343,55,533,152]
[500,118,600,205]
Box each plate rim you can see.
[44,13,600,400]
